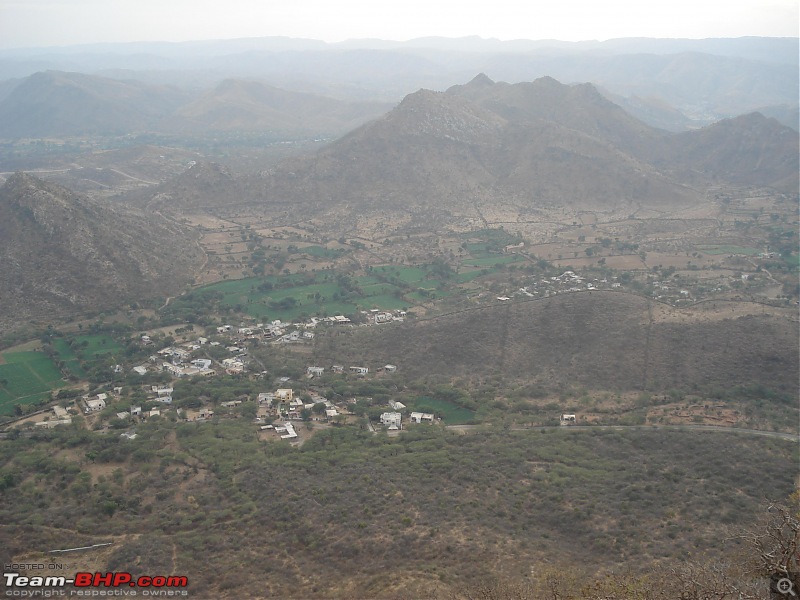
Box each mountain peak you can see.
[1,171,76,211]
[467,73,494,87]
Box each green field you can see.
[176,269,434,321]
[51,334,121,379]
[75,334,122,356]
[299,245,348,259]
[0,351,64,415]
[371,266,430,283]
[411,396,476,425]
[697,245,761,256]
[454,269,485,283]
[461,255,523,267]
[167,254,515,322]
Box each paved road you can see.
[445,423,800,442]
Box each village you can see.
[12,254,791,440]
[24,308,436,443]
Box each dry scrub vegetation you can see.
[1,420,796,597]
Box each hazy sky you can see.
[1,0,797,49]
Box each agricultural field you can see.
[696,244,762,256]
[0,350,64,415]
[167,260,497,322]
[51,334,123,379]
[411,396,477,425]
[164,229,539,323]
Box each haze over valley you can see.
[0,27,797,600]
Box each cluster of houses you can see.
[379,409,435,430]
[368,309,406,324]
[217,320,318,345]
[211,309,407,348]
[494,271,622,302]
[305,364,397,378]
[131,336,218,378]
[256,387,340,422]
[79,384,180,424]
[378,399,434,431]
[35,404,74,428]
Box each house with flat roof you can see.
[410,412,434,424]
[275,388,293,401]
[380,412,402,430]
[84,397,106,413]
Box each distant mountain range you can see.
[0,173,204,330]
[3,73,796,329]
[172,78,391,135]
[172,75,793,228]
[0,71,392,139]
[0,36,796,129]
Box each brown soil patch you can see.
[603,255,647,269]
[1,340,42,354]
[182,214,238,229]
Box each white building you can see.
[380,412,402,430]
[84,397,106,413]
[36,418,72,428]
[307,366,325,377]
[409,412,434,424]
[279,422,298,440]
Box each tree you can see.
[732,493,800,592]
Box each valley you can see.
[0,55,797,598]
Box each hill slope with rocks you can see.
[0,173,204,330]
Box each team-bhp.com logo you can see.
[4,572,189,596]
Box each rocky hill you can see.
[651,112,800,191]
[0,173,204,330]
[231,75,798,230]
